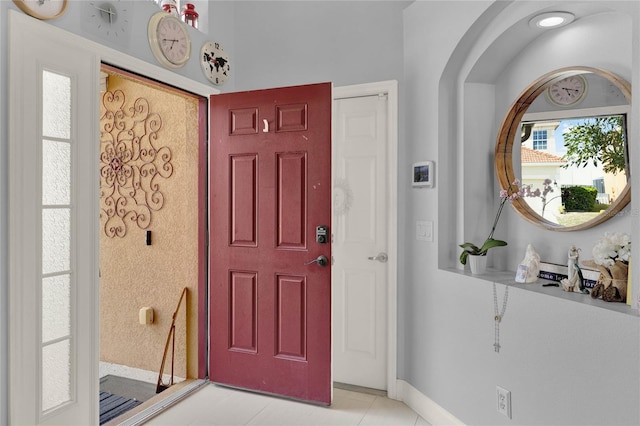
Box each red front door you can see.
[209,83,332,404]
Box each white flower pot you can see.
[468,254,488,275]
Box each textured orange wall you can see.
[99,71,200,379]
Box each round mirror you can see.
[495,67,631,231]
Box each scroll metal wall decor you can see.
[100,90,173,238]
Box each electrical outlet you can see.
[496,386,511,419]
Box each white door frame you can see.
[333,81,398,399]
[9,18,99,425]
[7,10,216,423]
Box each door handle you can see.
[368,252,388,263]
[305,255,329,267]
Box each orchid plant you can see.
[459,179,523,265]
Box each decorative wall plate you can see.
[82,0,132,43]
[200,41,231,86]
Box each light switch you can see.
[416,220,433,242]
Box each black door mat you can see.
[99,391,142,425]
[100,375,157,402]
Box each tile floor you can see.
[145,384,430,425]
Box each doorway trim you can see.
[7,10,217,423]
[333,81,398,399]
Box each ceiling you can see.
[467,1,630,83]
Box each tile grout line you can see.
[243,397,273,426]
[357,395,379,426]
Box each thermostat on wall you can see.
[412,161,434,188]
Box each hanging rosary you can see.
[493,283,509,353]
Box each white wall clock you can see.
[546,75,588,107]
[13,0,68,20]
[200,41,231,86]
[148,11,191,69]
[82,0,132,44]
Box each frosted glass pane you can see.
[42,339,71,412]
[42,208,70,274]
[43,70,71,139]
[43,140,71,205]
[42,274,70,343]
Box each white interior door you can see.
[9,12,99,425]
[333,93,389,390]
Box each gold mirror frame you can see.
[495,67,631,232]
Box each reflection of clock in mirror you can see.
[82,0,132,46]
[546,75,588,106]
[13,0,68,20]
[200,41,231,86]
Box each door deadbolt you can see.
[316,225,328,244]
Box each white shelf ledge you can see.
[443,267,638,317]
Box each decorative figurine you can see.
[161,0,180,17]
[518,244,540,283]
[591,261,628,302]
[182,3,198,28]
[561,245,588,294]
[567,245,579,281]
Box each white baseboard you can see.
[396,380,465,426]
[100,361,185,386]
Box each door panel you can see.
[229,271,258,353]
[343,269,377,356]
[210,83,332,404]
[230,154,258,246]
[276,152,307,248]
[275,274,307,360]
[333,94,388,390]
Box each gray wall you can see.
[402,1,640,424]
[230,1,408,91]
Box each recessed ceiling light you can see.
[529,12,575,29]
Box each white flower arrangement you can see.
[592,232,631,267]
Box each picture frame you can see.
[412,161,433,187]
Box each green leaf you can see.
[459,242,481,265]
[479,238,508,253]
[459,239,507,265]
[459,242,480,252]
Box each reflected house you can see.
[522,120,627,222]
[520,146,565,220]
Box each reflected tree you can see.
[562,116,627,174]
